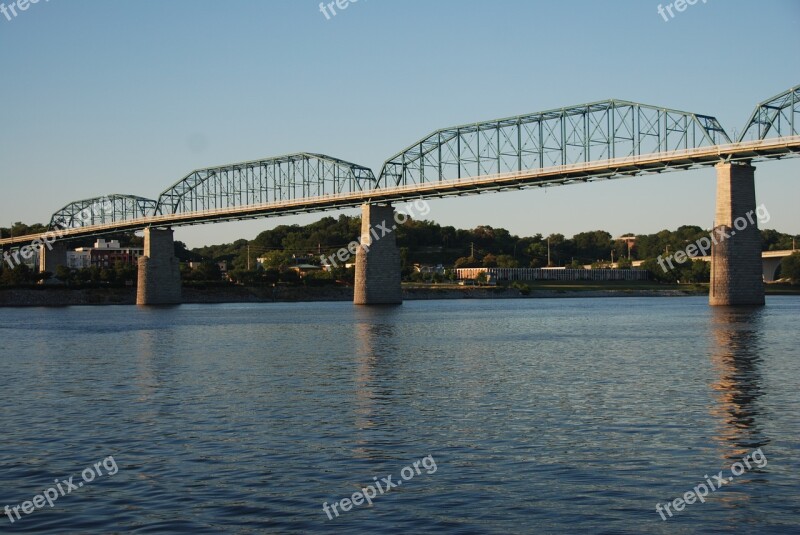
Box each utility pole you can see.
[247,244,251,271]
[547,238,551,267]
[470,242,475,259]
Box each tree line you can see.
[2,216,799,286]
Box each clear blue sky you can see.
[1,0,798,247]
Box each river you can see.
[1,297,798,533]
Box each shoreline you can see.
[0,284,796,308]
[0,285,706,308]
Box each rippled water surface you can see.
[1,297,798,534]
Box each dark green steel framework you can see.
[33,84,798,236]
[49,195,158,230]
[377,100,730,188]
[155,153,375,215]
[739,84,799,141]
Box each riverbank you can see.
[0,282,796,307]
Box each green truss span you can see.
[377,99,731,188]
[41,84,799,230]
[49,195,158,231]
[155,153,376,215]
[739,84,800,142]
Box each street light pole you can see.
[547,238,551,267]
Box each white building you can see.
[66,239,143,269]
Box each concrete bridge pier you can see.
[710,162,765,306]
[137,227,182,306]
[354,203,402,305]
[39,241,69,275]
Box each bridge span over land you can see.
[2,85,798,306]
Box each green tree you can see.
[192,262,223,282]
[114,262,137,284]
[496,254,519,268]
[572,230,612,263]
[229,269,261,286]
[54,265,72,284]
[75,268,93,284]
[546,234,566,266]
[100,268,117,284]
[780,252,800,284]
[258,250,294,271]
[616,257,633,269]
[454,256,480,268]
[0,264,36,286]
[567,259,584,269]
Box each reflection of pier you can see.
[352,307,402,459]
[708,307,769,462]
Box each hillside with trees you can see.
[1,217,797,287]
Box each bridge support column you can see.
[39,241,68,275]
[354,203,402,305]
[710,162,764,306]
[137,228,182,306]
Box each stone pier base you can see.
[709,162,765,306]
[39,241,69,276]
[354,204,402,305]
[137,228,182,306]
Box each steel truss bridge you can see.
[2,84,799,247]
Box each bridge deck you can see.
[2,136,799,247]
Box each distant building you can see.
[67,239,143,269]
[187,260,228,273]
[414,264,445,275]
[289,264,322,277]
